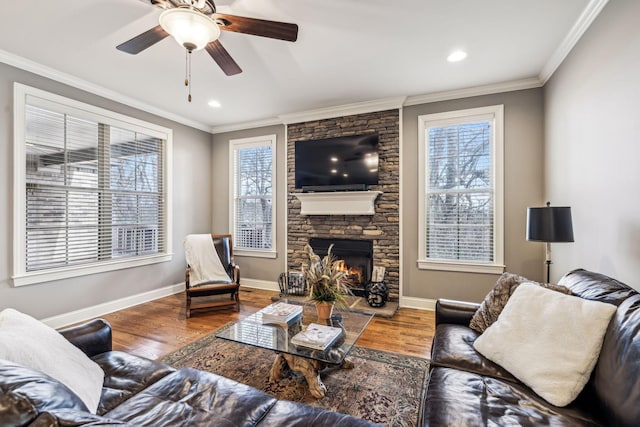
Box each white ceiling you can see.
[0,0,605,133]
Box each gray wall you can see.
[0,62,213,319]
[545,0,640,288]
[402,89,545,302]
[211,125,287,283]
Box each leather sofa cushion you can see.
[0,359,89,426]
[423,367,604,426]
[103,367,279,426]
[260,400,378,426]
[92,350,176,415]
[559,269,636,306]
[31,409,132,426]
[430,324,517,383]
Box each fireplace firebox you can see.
[308,238,373,296]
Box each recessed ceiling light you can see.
[447,50,467,62]
[207,100,221,108]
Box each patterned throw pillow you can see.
[469,273,572,333]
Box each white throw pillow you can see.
[473,283,616,407]
[0,308,104,413]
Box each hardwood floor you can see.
[99,288,435,361]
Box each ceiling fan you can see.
[117,0,299,77]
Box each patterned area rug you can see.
[160,324,430,426]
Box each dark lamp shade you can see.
[526,206,574,243]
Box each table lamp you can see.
[526,201,574,283]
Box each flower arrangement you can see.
[303,244,350,304]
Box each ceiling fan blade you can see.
[116,25,170,54]
[205,40,242,76]
[213,13,298,42]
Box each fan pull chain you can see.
[185,49,193,102]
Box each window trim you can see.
[417,105,505,274]
[12,83,173,287]
[228,134,277,258]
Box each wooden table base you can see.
[269,353,355,398]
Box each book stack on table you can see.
[260,302,303,327]
[291,323,343,351]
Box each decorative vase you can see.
[365,281,389,308]
[316,301,334,321]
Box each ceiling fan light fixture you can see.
[159,8,220,51]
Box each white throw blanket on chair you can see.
[184,234,232,287]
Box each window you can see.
[13,83,172,286]
[418,105,504,274]
[230,135,276,257]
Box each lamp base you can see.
[545,259,552,284]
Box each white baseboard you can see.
[241,278,279,292]
[42,279,433,329]
[399,296,436,311]
[43,283,186,329]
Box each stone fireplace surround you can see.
[287,109,400,300]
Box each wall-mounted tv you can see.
[295,133,379,191]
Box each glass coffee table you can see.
[216,299,374,398]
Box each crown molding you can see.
[210,96,407,134]
[211,79,543,134]
[210,117,283,134]
[278,96,407,125]
[0,49,211,133]
[539,0,609,84]
[404,77,543,106]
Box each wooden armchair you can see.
[185,234,241,318]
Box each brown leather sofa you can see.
[0,318,376,426]
[423,269,640,426]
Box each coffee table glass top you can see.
[215,300,375,365]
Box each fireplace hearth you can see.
[309,238,373,296]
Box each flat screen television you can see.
[295,133,379,191]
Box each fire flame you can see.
[335,260,363,286]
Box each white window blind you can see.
[14,84,172,285]
[418,106,504,273]
[230,135,276,253]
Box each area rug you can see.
[160,324,430,427]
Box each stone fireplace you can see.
[287,109,400,300]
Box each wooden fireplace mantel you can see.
[292,191,382,216]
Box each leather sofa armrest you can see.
[435,298,480,326]
[59,319,112,358]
